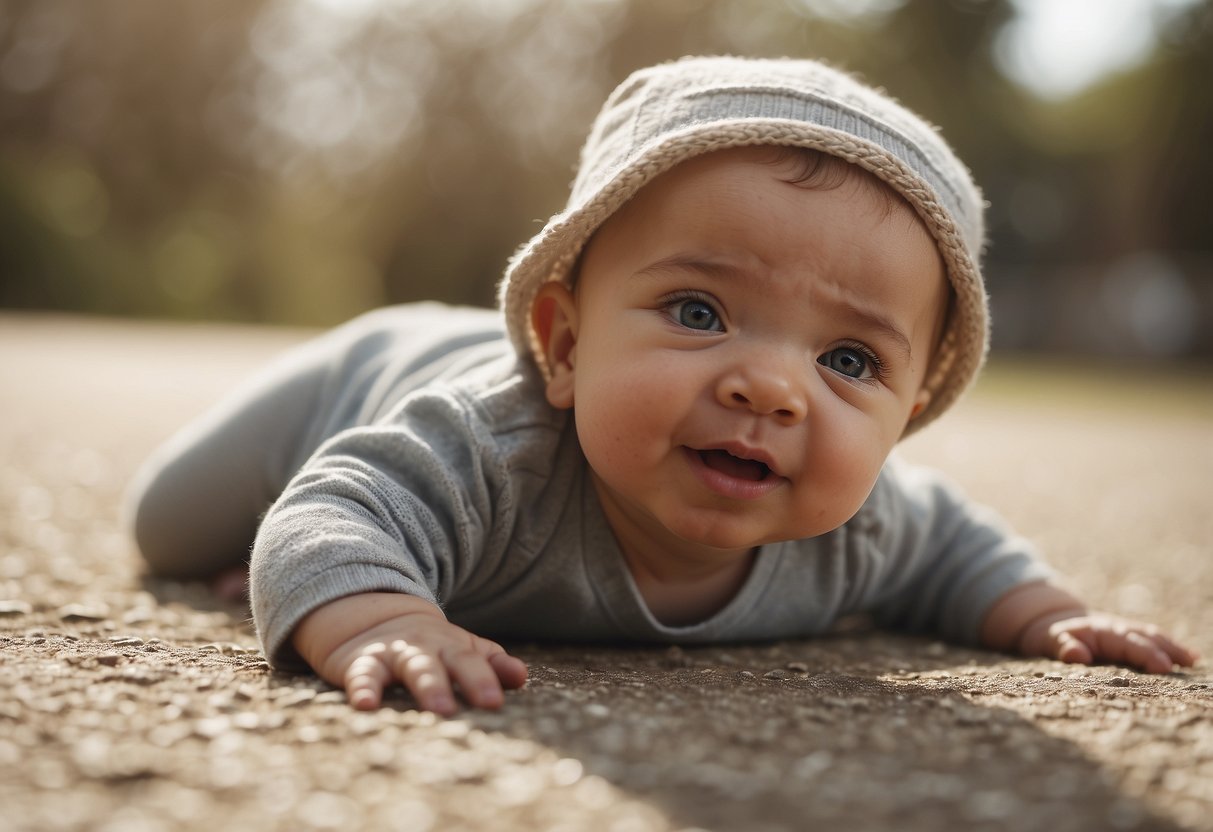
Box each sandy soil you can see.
[2,313,1211,832]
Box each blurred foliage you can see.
[0,0,1210,358]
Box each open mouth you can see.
[696,449,772,482]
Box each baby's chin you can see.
[663,515,847,554]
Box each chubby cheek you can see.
[574,400,634,480]
[571,353,688,483]
[794,417,891,536]
[572,369,650,478]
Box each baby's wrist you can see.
[1015,606,1087,658]
[981,580,1087,655]
[292,592,443,675]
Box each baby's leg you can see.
[125,303,503,583]
[124,336,335,582]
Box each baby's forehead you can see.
[614,145,931,246]
[654,144,907,205]
[586,144,948,295]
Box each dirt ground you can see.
[2,313,1211,832]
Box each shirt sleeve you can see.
[248,386,516,668]
[861,456,1057,646]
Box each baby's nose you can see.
[715,364,808,423]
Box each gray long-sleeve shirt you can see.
[246,305,1053,668]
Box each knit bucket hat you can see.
[498,55,988,435]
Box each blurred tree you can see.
[0,0,1209,356]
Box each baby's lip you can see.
[691,441,783,479]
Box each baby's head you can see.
[500,55,986,435]
[498,56,988,550]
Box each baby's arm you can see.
[980,581,1198,673]
[292,592,527,714]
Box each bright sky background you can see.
[997,0,1201,99]
[299,0,1202,101]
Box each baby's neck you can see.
[589,472,759,625]
[624,547,758,627]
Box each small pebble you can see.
[786,661,809,673]
[278,688,318,707]
[96,653,122,667]
[738,671,755,679]
[232,712,261,731]
[56,604,108,622]
[0,600,33,617]
[1106,677,1131,688]
[121,608,153,625]
[193,717,232,739]
[764,669,790,681]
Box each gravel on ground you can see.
[2,313,1211,832]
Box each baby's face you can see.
[538,146,948,563]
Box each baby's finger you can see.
[443,647,507,710]
[393,641,457,716]
[489,652,529,690]
[1054,630,1094,665]
[1150,632,1199,667]
[1113,631,1174,674]
[469,635,528,691]
[344,648,393,710]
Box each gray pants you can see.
[124,304,503,579]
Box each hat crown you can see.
[572,57,985,258]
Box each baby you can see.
[128,56,1197,715]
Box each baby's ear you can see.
[531,282,578,409]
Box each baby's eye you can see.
[674,299,723,331]
[817,347,873,379]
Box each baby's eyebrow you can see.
[831,298,913,362]
[635,253,747,281]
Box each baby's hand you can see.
[292,592,527,715]
[983,582,1199,675]
[1031,612,1198,675]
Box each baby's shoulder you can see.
[435,345,562,438]
[848,454,971,533]
[367,330,569,479]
